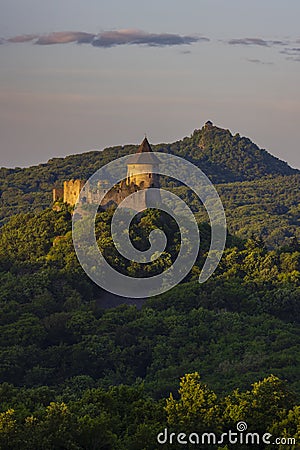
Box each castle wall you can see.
[54,178,160,211]
[53,160,160,211]
[63,180,85,206]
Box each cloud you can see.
[228,38,268,46]
[246,58,273,65]
[281,47,300,55]
[3,29,208,48]
[280,47,300,61]
[91,29,207,47]
[36,32,95,45]
[269,40,288,46]
[228,38,287,47]
[226,37,300,63]
[7,31,95,45]
[8,34,39,43]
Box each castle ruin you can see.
[53,137,160,211]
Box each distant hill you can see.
[170,121,298,183]
[0,122,299,245]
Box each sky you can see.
[0,0,300,168]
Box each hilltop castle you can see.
[53,137,160,210]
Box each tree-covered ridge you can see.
[0,145,135,223]
[218,175,300,246]
[185,124,297,182]
[0,123,298,225]
[0,125,299,248]
[173,174,300,248]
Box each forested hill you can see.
[177,122,298,182]
[0,122,298,225]
[0,125,300,447]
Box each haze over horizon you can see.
[1,0,300,169]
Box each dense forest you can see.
[0,203,299,448]
[0,124,299,448]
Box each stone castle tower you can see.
[53,179,85,205]
[126,137,160,189]
[53,137,160,210]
